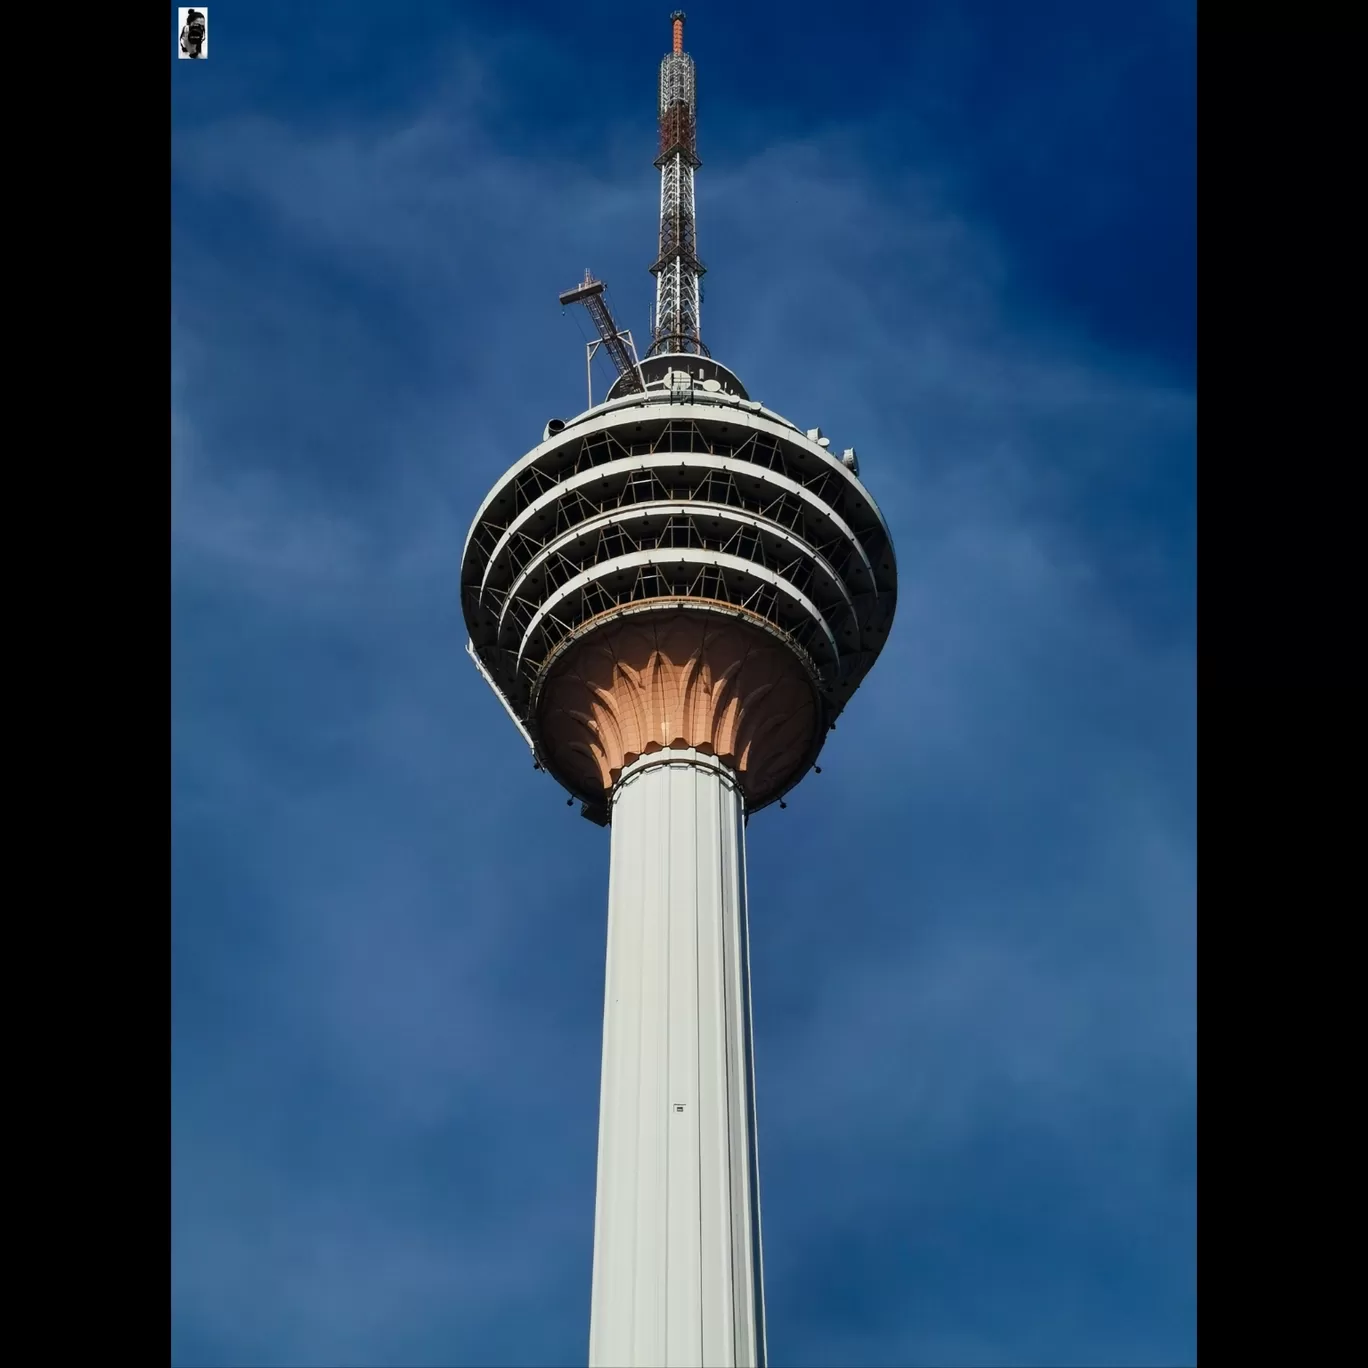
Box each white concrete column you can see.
[588,748,767,1368]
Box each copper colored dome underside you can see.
[537,608,821,806]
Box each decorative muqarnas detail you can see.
[538,608,819,805]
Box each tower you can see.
[460,15,897,1367]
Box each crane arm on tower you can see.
[559,271,645,398]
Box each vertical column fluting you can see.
[589,748,767,1368]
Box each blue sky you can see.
[170,3,1195,1365]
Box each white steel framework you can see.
[650,21,707,357]
[651,150,704,357]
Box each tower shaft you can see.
[590,749,766,1368]
[650,13,708,357]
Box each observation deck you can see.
[461,354,897,821]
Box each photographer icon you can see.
[179,9,206,59]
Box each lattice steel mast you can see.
[649,12,708,358]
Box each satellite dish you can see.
[702,378,722,392]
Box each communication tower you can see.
[460,14,897,1367]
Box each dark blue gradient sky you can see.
[171,3,1195,1365]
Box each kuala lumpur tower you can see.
[460,14,898,1366]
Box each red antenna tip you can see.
[670,11,685,54]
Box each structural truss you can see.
[649,13,707,357]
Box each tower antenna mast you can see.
[649,11,708,357]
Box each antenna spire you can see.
[649,12,708,358]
